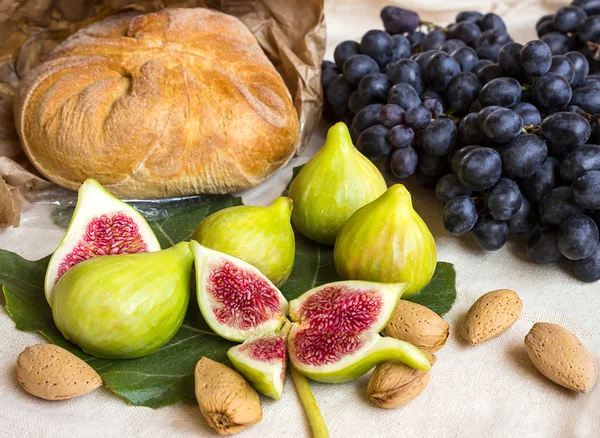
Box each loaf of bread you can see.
[14,8,299,198]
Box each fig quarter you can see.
[16,344,102,401]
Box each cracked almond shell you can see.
[461,289,522,346]
[383,300,449,353]
[195,357,262,435]
[525,322,597,393]
[16,344,102,400]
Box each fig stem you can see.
[290,366,329,438]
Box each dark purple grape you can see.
[457,147,502,190]
[549,55,576,83]
[443,196,478,236]
[426,52,461,91]
[477,63,505,84]
[573,246,600,282]
[532,73,573,112]
[475,59,494,71]
[541,111,591,159]
[358,73,390,102]
[458,113,485,145]
[436,174,473,203]
[539,186,585,225]
[527,228,563,264]
[421,29,447,51]
[381,6,420,34]
[475,29,510,61]
[478,13,507,32]
[447,21,482,45]
[447,72,482,113]
[405,106,432,131]
[360,30,395,68]
[388,146,418,179]
[356,124,392,160]
[524,157,561,204]
[391,34,412,62]
[512,102,541,127]
[415,50,439,72]
[387,124,414,148]
[473,214,508,251]
[420,89,446,107]
[343,55,380,86]
[537,19,556,37]
[452,46,479,73]
[348,90,373,114]
[387,83,421,110]
[485,178,523,220]
[483,108,524,143]
[570,86,600,114]
[572,0,600,15]
[557,214,599,260]
[421,118,457,156]
[561,145,600,183]
[565,51,590,86]
[498,42,526,78]
[422,98,443,118]
[520,40,552,76]
[579,74,600,88]
[387,59,425,94]
[441,39,467,54]
[334,41,361,69]
[554,6,588,32]
[322,66,340,91]
[541,32,573,55]
[451,145,480,173]
[477,105,502,129]
[502,134,548,178]
[573,170,600,209]
[379,104,405,128]
[457,11,483,23]
[407,31,425,50]
[352,103,384,134]
[577,15,600,43]
[479,77,522,107]
[507,198,536,235]
[326,75,354,109]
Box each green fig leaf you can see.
[406,262,456,315]
[1,190,456,409]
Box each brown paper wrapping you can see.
[0,0,326,227]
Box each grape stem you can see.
[587,42,600,61]
[441,111,461,124]
[290,366,329,438]
[419,20,446,33]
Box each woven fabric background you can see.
[2,0,599,436]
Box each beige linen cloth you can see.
[1,0,599,436]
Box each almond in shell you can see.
[461,289,522,346]
[16,344,102,400]
[383,300,449,353]
[525,322,597,393]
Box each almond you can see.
[383,300,449,353]
[461,289,522,346]
[525,322,597,393]
[367,353,436,408]
[16,344,102,400]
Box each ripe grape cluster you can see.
[321,5,600,282]
[536,0,600,75]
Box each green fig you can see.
[288,122,387,245]
[52,242,193,359]
[334,184,437,297]
[192,198,294,287]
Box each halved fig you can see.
[287,281,430,383]
[227,329,288,400]
[44,179,160,305]
[191,241,289,342]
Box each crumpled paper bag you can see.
[0,0,326,227]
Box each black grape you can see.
[532,73,572,112]
[527,228,563,264]
[405,106,432,130]
[360,30,395,68]
[387,125,414,148]
[483,108,524,143]
[458,113,486,145]
[578,73,600,89]
[457,11,483,23]
[570,87,600,114]
[387,59,425,94]
[348,90,374,114]
[572,0,600,15]
[539,186,585,225]
[441,39,467,54]
[422,98,444,118]
[477,105,502,129]
[388,146,418,179]
[358,73,390,102]
[451,145,480,173]
[478,13,507,32]
[475,29,510,61]
[381,6,420,34]
[334,41,361,69]
[502,134,548,178]
[326,75,354,108]
[565,51,590,86]
[507,199,537,235]
[548,55,576,83]
[352,103,384,133]
[573,171,600,209]
[436,174,473,203]
[421,29,447,51]
[473,214,509,251]
[537,19,556,37]
[407,31,426,50]
[577,15,600,43]
[415,50,439,72]
[343,54,380,85]
[554,6,588,32]
[479,77,522,107]
[520,40,552,76]
[391,34,412,62]
[322,63,340,90]
[457,147,502,190]
[443,196,478,236]
[356,124,391,160]
[447,72,482,113]
[540,111,591,158]
[452,46,479,73]
[498,42,526,78]
[387,83,421,110]
[557,214,599,260]
[421,118,458,156]
[512,102,542,126]
[475,59,494,71]
[561,145,600,183]
[379,104,405,128]
[524,157,561,204]
[573,246,600,282]
[447,21,482,45]
[477,63,505,84]
[485,178,523,220]
[426,52,461,91]
[541,32,573,55]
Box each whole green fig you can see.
[192,197,295,286]
[288,122,387,245]
[52,242,193,359]
[334,184,437,297]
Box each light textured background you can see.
[2,0,599,437]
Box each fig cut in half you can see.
[45,179,160,305]
[228,328,288,400]
[191,241,289,342]
[287,281,430,383]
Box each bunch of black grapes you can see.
[321,6,600,283]
[536,0,600,74]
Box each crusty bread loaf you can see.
[14,8,299,198]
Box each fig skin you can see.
[288,122,387,245]
[192,197,295,287]
[334,184,437,296]
[52,242,193,359]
